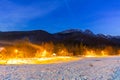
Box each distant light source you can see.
[14,49,18,53]
[52,53,56,56]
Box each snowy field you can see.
[0,56,120,80]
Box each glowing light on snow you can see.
[0,56,79,64]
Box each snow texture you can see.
[0,57,120,80]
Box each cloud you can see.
[0,0,61,31]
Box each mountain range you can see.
[0,29,120,47]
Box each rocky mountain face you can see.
[0,29,120,47]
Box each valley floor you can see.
[0,56,120,80]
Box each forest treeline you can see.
[0,38,120,59]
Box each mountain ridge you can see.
[0,29,120,47]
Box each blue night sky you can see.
[0,0,120,35]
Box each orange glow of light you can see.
[85,55,96,57]
[14,49,18,53]
[0,47,79,64]
[85,50,96,57]
[0,42,111,64]
[101,51,108,56]
[41,50,47,57]
[7,59,22,64]
[0,56,79,64]
[85,50,109,57]
[52,53,56,56]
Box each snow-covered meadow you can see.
[0,56,120,80]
